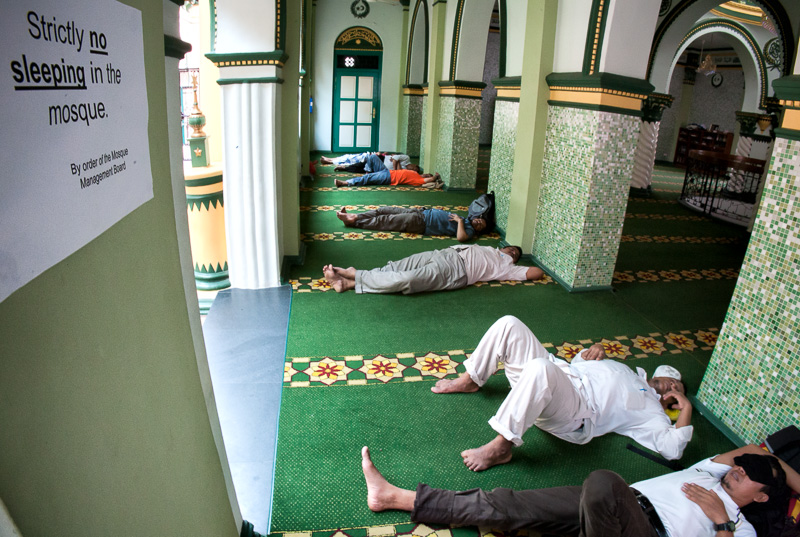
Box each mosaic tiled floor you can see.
[284,327,719,387]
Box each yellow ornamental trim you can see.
[337,27,381,48]
[549,86,647,111]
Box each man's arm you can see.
[712,444,800,492]
[525,266,544,280]
[391,158,400,170]
[663,390,692,429]
[449,214,472,242]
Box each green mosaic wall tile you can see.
[533,106,638,289]
[407,95,422,157]
[420,96,428,169]
[574,112,639,288]
[436,97,455,184]
[399,97,410,155]
[399,95,423,157]
[533,106,595,282]
[436,97,481,189]
[697,137,800,443]
[487,100,519,231]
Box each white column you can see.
[221,81,283,288]
[630,121,660,190]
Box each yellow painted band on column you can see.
[439,87,483,98]
[549,89,642,111]
[496,88,521,99]
[781,109,800,130]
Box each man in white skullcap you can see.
[433,315,693,471]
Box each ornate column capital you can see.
[641,92,673,123]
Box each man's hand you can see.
[665,389,693,428]
[448,213,462,222]
[681,483,730,525]
[582,343,605,361]
[663,390,691,410]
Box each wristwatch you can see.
[714,521,736,532]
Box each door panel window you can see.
[340,101,355,123]
[357,101,372,124]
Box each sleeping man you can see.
[431,315,694,471]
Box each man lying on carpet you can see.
[319,151,380,166]
[334,166,441,189]
[322,244,543,294]
[432,315,694,471]
[361,442,800,537]
[333,152,413,173]
[335,206,487,243]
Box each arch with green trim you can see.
[647,0,793,88]
[406,0,429,85]
[672,19,769,110]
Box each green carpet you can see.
[270,155,747,535]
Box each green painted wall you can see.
[0,1,239,536]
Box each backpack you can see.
[467,191,496,232]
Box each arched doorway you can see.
[332,27,383,152]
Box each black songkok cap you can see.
[733,453,787,495]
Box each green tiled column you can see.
[419,91,428,170]
[399,88,423,157]
[435,82,484,189]
[487,99,519,232]
[532,106,639,290]
[696,139,800,443]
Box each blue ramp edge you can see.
[203,286,292,536]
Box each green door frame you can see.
[332,50,382,152]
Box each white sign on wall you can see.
[0,0,152,303]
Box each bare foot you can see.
[333,266,356,279]
[461,435,513,472]
[320,157,334,165]
[431,373,480,394]
[362,446,415,512]
[337,211,358,227]
[335,179,348,187]
[323,264,354,293]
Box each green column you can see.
[420,0,447,174]
[504,0,558,250]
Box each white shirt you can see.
[384,154,410,170]
[632,457,756,537]
[549,354,693,459]
[450,245,530,285]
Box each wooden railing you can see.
[679,150,767,226]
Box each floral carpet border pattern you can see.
[283,328,719,387]
[300,231,502,243]
[620,235,741,244]
[269,522,530,537]
[289,267,739,292]
[624,213,708,221]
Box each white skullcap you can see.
[654,365,681,381]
